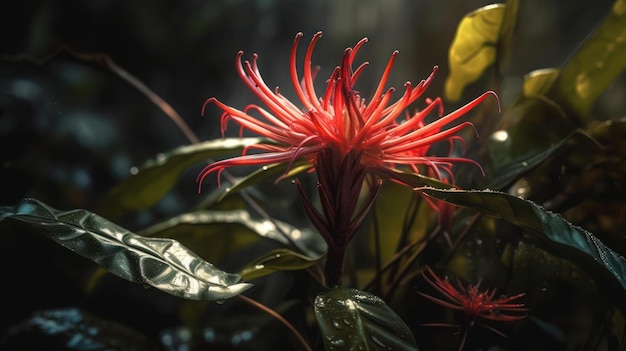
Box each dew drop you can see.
[332,320,343,329]
[255,264,265,270]
[216,299,225,305]
[576,73,591,100]
[130,166,139,175]
[262,165,268,171]
[370,335,387,349]
[491,130,508,142]
[330,338,346,347]
[156,153,166,164]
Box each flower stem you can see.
[238,294,312,351]
[324,244,346,287]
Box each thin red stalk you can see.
[237,295,312,351]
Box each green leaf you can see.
[139,210,326,261]
[217,159,312,202]
[315,288,418,351]
[522,68,560,98]
[0,198,252,301]
[239,248,322,281]
[445,3,512,101]
[98,138,265,219]
[380,168,455,189]
[482,0,626,189]
[420,188,626,312]
[548,0,626,122]
[497,0,519,69]
[367,181,429,265]
[485,99,578,190]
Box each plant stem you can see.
[324,244,346,287]
[238,294,312,351]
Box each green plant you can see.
[2,1,625,350]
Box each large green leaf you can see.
[314,288,418,351]
[548,0,626,122]
[0,198,252,301]
[98,138,265,219]
[420,188,626,311]
[445,2,518,101]
[239,248,322,281]
[139,209,326,261]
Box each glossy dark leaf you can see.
[315,288,418,351]
[98,137,265,219]
[0,198,252,301]
[486,129,587,190]
[420,188,626,311]
[239,248,322,280]
[139,209,326,261]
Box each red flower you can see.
[197,31,495,190]
[419,266,527,350]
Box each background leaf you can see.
[0,198,252,301]
[548,0,626,122]
[239,248,321,280]
[97,138,265,219]
[479,1,625,191]
[367,181,428,269]
[420,188,626,312]
[217,159,312,202]
[522,68,560,98]
[315,288,418,351]
[139,209,326,262]
[445,4,508,101]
